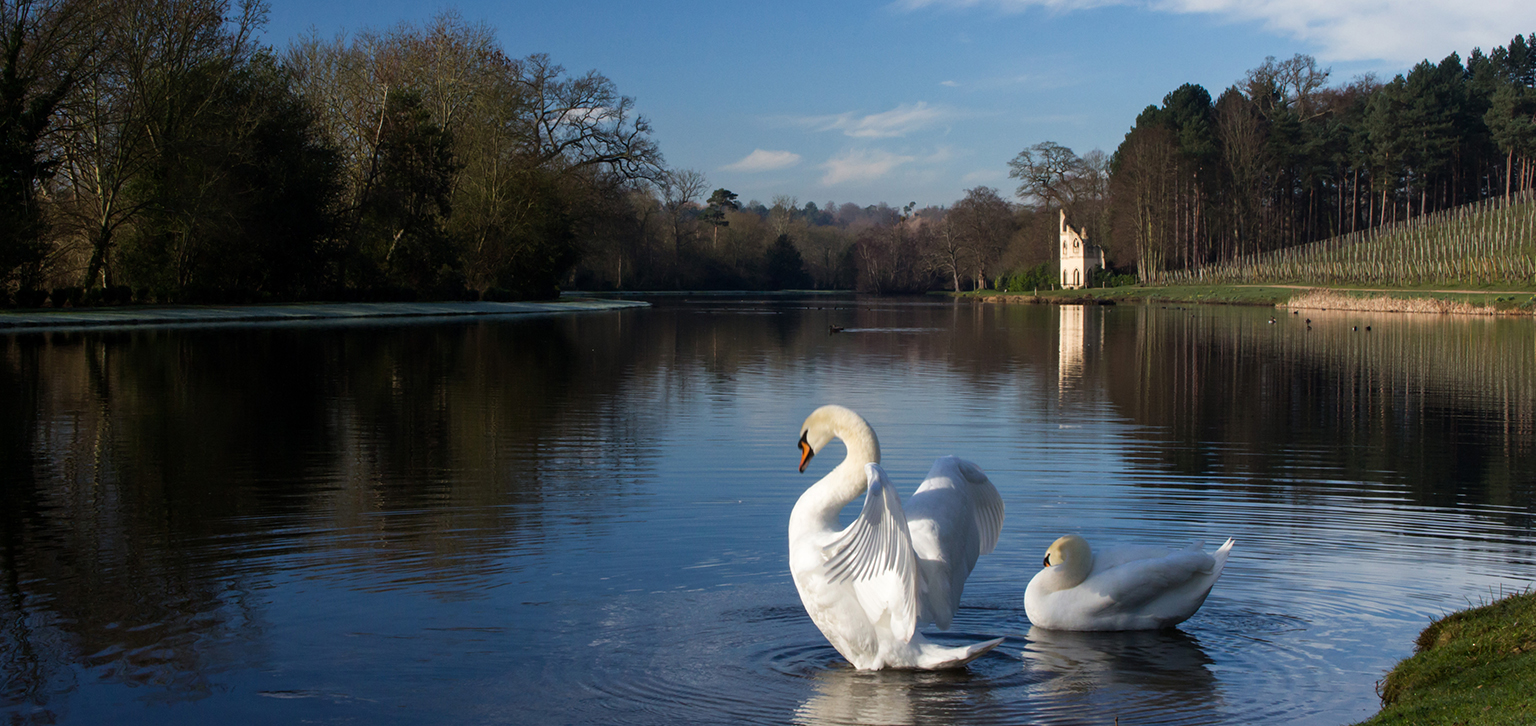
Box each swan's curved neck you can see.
[791,411,880,534]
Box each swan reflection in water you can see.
[792,628,1219,725]
[792,662,990,726]
[1023,625,1220,705]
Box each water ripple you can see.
[561,586,1363,726]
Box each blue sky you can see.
[260,0,1536,209]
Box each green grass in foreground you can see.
[1357,590,1536,725]
[967,284,1536,312]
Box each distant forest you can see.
[2,0,1534,305]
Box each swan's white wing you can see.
[1092,543,1195,572]
[1089,549,1215,612]
[952,457,1004,555]
[906,456,1005,629]
[821,463,918,642]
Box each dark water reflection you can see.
[2,298,1533,724]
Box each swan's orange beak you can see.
[798,432,814,473]
[1042,554,1052,569]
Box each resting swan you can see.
[789,405,1006,670]
[1024,534,1234,631]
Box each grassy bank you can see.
[969,285,1536,315]
[1283,289,1536,314]
[974,284,1292,307]
[1357,590,1536,725]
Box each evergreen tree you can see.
[764,234,810,290]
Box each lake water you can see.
[2,296,1534,725]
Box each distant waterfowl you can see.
[789,405,1006,669]
[1024,535,1234,631]
[829,324,845,334]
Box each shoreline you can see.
[1356,589,1536,724]
[0,298,649,332]
[969,285,1536,315]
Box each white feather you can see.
[906,456,1005,629]
[789,406,1006,670]
[1025,535,1234,631]
[821,464,918,641]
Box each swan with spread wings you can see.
[788,405,1006,670]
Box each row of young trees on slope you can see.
[0,0,662,304]
[1110,37,1536,282]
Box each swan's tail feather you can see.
[917,636,1004,670]
[1213,538,1235,571]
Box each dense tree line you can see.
[0,0,1104,303]
[3,0,1029,303]
[0,0,664,305]
[569,187,1036,294]
[1107,37,1536,282]
[569,188,879,292]
[8,1,1525,303]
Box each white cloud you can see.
[721,149,802,173]
[940,80,960,87]
[896,0,1536,64]
[1159,0,1536,63]
[820,149,917,185]
[923,146,958,164]
[962,169,1007,184]
[797,102,951,138]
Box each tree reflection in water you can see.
[0,298,1532,724]
[0,315,665,715]
[1093,306,1536,515]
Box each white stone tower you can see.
[1058,210,1104,290]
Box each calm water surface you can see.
[3,297,1534,725]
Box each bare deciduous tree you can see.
[1110,125,1178,282]
[516,52,663,180]
[0,0,107,288]
[657,167,705,284]
[1245,53,1331,120]
[947,186,1014,289]
[53,0,265,291]
[1008,141,1092,210]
